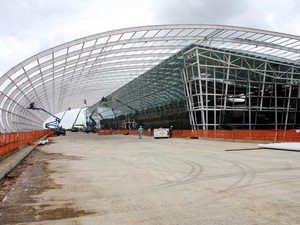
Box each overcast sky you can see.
[1,0,300,76]
[1,0,300,128]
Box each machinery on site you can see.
[71,107,84,132]
[81,98,98,133]
[70,106,97,133]
[27,102,66,136]
[84,97,110,132]
[85,108,97,133]
[115,99,140,130]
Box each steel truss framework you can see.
[1,24,300,132]
[183,46,300,130]
[91,46,190,130]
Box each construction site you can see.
[1,25,300,224]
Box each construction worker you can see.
[138,126,144,139]
[169,125,173,138]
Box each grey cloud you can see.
[150,0,249,25]
[149,0,300,35]
[0,0,81,37]
[1,0,300,75]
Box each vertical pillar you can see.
[196,48,206,130]
[260,62,267,110]
[275,82,278,130]
[213,68,217,129]
[285,69,293,129]
[182,64,196,130]
[248,70,252,130]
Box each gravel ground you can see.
[0,132,299,225]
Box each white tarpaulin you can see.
[258,142,300,151]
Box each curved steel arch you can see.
[1,24,300,132]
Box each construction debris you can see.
[37,139,49,146]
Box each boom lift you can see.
[85,108,97,133]
[115,99,140,129]
[85,97,109,132]
[71,107,84,132]
[27,102,66,136]
[116,99,139,115]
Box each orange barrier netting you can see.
[98,129,300,142]
[0,130,54,156]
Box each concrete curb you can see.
[0,135,48,181]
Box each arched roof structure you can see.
[1,24,300,132]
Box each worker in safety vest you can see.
[138,126,144,139]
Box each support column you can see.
[196,48,206,130]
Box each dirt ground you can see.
[0,132,299,225]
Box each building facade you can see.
[93,44,300,130]
[183,45,300,130]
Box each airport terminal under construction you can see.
[0,25,300,224]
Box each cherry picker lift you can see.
[27,102,66,136]
[84,97,109,133]
[115,99,140,129]
[85,108,97,133]
[71,107,85,132]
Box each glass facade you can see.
[90,44,300,130]
[183,45,300,130]
[90,47,192,130]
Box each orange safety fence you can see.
[0,130,54,156]
[171,129,300,142]
[97,129,300,142]
[96,130,115,135]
